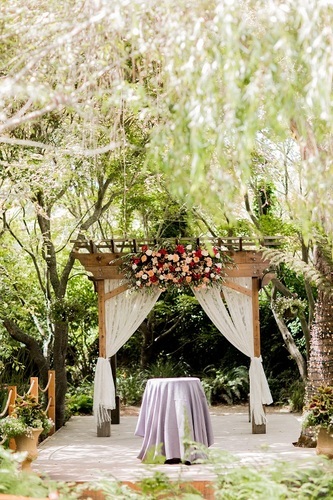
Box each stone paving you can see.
[33,407,317,484]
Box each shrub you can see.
[117,369,147,406]
[202,366,249,405]
[66,383,93,415]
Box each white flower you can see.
[210,273,215,278]
[136,280,141,286]
[202,250,208,256]
[146,249,153,256]
[132,264,138,270]
[142,274,148,280]
[215,252,220,258]
[216,262,222,268]
[205,267,211,273]
[186,244,192,250]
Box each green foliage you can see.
[263,248,331,295]
[303,386,333,432]
[0,394,53,440]
[146,356,191,379]
[278,379,305,413]
[66,383,93,415]
[117,356,191,407]
[117,369,147,406]
[0,445,84,498]
[267,371,302,407]
[201,366,249,405]
[212,452,333,499]
[273,296,307,318]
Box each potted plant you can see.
[0,393,54,472]
[302,385,333,458]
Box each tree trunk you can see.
[53,320,69,429]
[139,320,155,369]
[306,247,333,397]
[269,281,307,380]
[2,319,50,387]
[295,246,333,447]
[271,309,307,380]
[306,294,333,399]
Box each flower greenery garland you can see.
[120,243,230,291]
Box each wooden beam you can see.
[223,280,252,297]
[104,283,130,301]
[97,281,106,358]
[71,250,271,281]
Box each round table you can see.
[135,377,214,463]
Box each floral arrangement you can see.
[0,393,54,439]
[121,243,230,290]
[302,385,333,434]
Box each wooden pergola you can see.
[71,236,277,434]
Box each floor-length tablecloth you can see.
[135,377,214,462]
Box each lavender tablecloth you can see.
[135,377,214,462]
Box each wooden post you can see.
[47,370,56,435]
[251,277,266,434]
[29,377,39,401]
[97,280,106,358]
[96,280,111,437]
[110,355,120,424]
[8,386,17,450]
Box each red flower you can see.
[194,249,202,258]
[133,258,141,265]
[159,248,167,255]
[142,245,149,252]
[150,275,158,283]
[175,244,185,254]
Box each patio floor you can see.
[33,406,317,488]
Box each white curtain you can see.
[93,280,161,426]
[193,278,272,425]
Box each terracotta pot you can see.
[14,428,43,473]
[316,427,333,459]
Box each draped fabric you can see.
[93,280,161,426]
[193,278,273,425]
